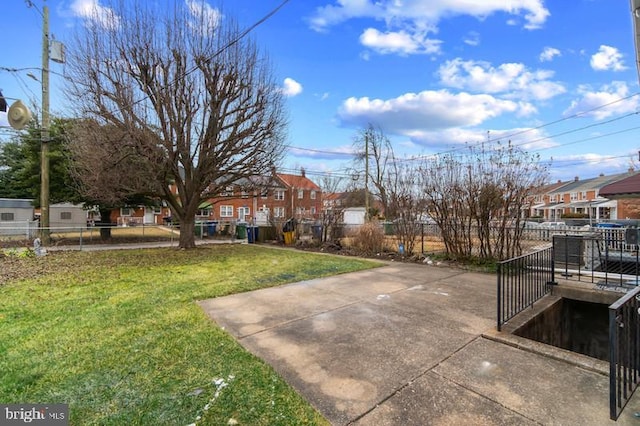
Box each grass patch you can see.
[0,245,380,425]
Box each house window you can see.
[220,205,234,217]
[221,186,234,197]
[241,191,249,199]
[549,195,556,203]
[275,190,285,201]
[237,207,250,218]
[298,189,304,199]
[310,191,316,200]
[121,207,132,216]
[570,192,578,201]
[60,212,72,220]
[0,212,15,221]
[581,191,587,200]
[274,207,285,218]
[197,208,211,217]
[260,189,268,199]
[311,206,316,214]
[296,207,305,215]
[153,206,162,215]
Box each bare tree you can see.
[351,124,394,219]
[65,1,286,248]
[421,141,548,261]
[385,161,424,256]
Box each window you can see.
[296,207,305,215]
[153,206,162,214]
[220,205,233,217]
[274,207,285,218]
[581,191,587,200]
[197,208,211,217]
[549,195,556,203]
[297,189,304,199]
[310,191,316,200]
[311,206,316,214]
[260,189,268,198]
[570,192,578,201]
[221,186,234,196]
[121,207,132,216]
[275,190,285,201]
[60,212,72,220]
[241,191,249,199]
[237,207,250,218]
[0,212,15,221]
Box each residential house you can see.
[537,172,637,221]
[599,173,640,219]
[192,171,322,225]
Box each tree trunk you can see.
[178,217,196,249]
[99,208,112,240]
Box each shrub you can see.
[351,222,384,254]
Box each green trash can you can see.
[195,221,203,237]
[236,222,247,239]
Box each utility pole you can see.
[364,130,369,222]
[41,4,50,243]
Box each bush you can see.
[351,222,384,254]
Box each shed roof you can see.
[0,198,34,209]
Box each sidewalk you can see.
[200,263,640,425]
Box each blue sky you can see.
[1,0,640,184]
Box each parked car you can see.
[539,221,566,228]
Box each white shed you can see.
[0,198,37,236]
[342,207,366,225]
[49,203,87,230]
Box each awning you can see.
[531,203,546,209]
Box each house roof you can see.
[276,173,321,191]
[600,173,640,198]
[548,172,633,194]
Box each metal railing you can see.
[497,246,555,331]
[609,286,640,420]
[552,231,640,287]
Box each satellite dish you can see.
[8,100,32,130]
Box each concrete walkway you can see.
[199,263,640,425]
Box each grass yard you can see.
[0,245,380,425]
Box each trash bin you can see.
[247,226,259,243]
[195,221,203,237]
[312,225,323,240]
[383,221,394,235]
[207,221,217,237]
[283,231,295,245]
[236,222,247,239]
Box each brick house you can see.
[528,171,640,221]
[192,170,322,225]
[600,173,640,219]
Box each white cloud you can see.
[590,45,627,72]
[70,0,120,29]
[463,31,480,46]
[539,46,561,62]
[437,58,565,101]
[185,0,221,32]
[563,81,640,120]
[309,0,549,32]
[337,90,529,134]
[309,1,548,56]
[359,28,441,55]
[549,153,633,182]
[405,127,555,150]
[282,78,303,97]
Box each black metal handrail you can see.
[609,286,640,420]
[497,246,555,331]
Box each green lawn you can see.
[0,245,380,425]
